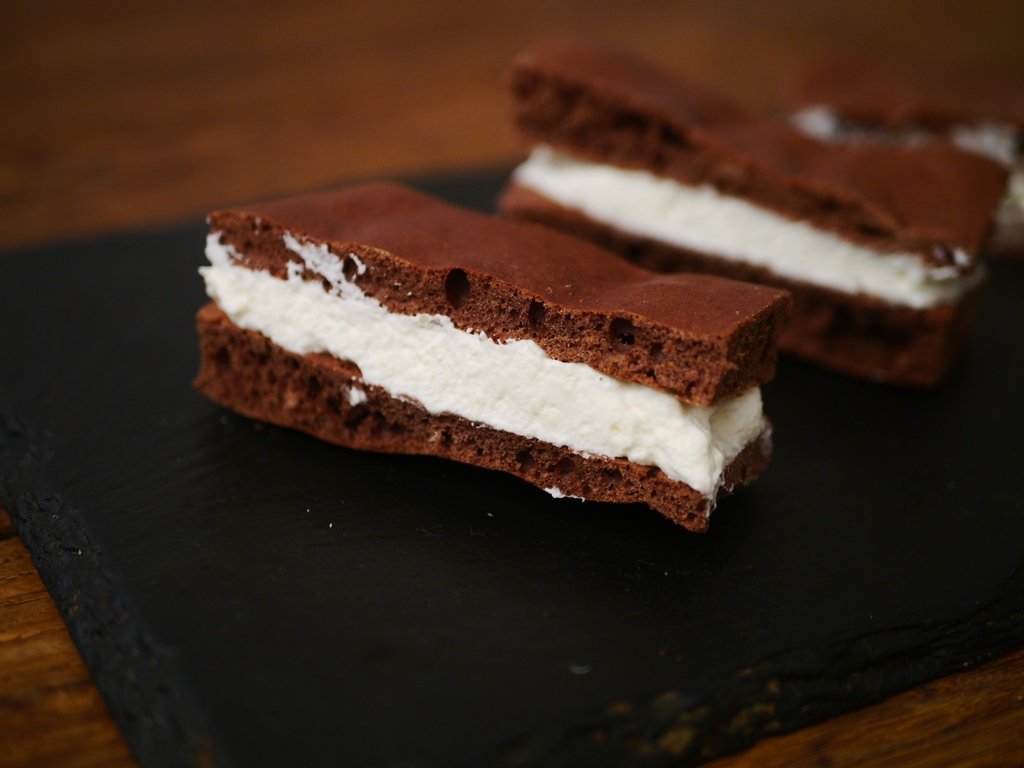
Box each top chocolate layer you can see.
[509,39,1008,266]
[208,183,791,406]
[784,56,1024,133]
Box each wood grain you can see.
[0,508,135,768]
[705,648,1024,767]
[2,1,1024,766]
[3,0,1023,251]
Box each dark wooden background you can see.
[2,1,1023,765]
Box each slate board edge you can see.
[5,395,1024,768]
[0,415,211,768]
[482,570,1024,767]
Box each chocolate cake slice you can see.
[784,56,1024,258]
[498,40,1009,387]
[195,183,791,531]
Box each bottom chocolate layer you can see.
[499,184,983,388]
[194,304,771,531]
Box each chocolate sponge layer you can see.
[500,183,984,387]
[194,304,772,531]
[507,39,1007,264]
[783,56,1024,260]
[501,41,995,386]
[209,183,790,407]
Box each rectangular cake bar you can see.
[498,40,1009,387]
[194,183,791,530]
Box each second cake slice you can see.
[499,40,1008,387]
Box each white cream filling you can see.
[545,487,585,501]
[792,105,934,149]
[346,386,368,406]
[793,105,1020,167]
[1006,167,1024,207]
[949,122,1019,168]
[201,233,766,499]
[790,105,847,144]
[513,147,973,310]
[793,106,1024,219]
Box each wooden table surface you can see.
[2,2,1023,765]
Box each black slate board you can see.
[2,170,1023,768]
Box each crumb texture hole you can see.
[610,317,636,348]
[212,346,231,370]
[858,222,888,238]
[444,269,471,308]
[555,457,574,475]
[516,450,536,472]
[528,300,546,328]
